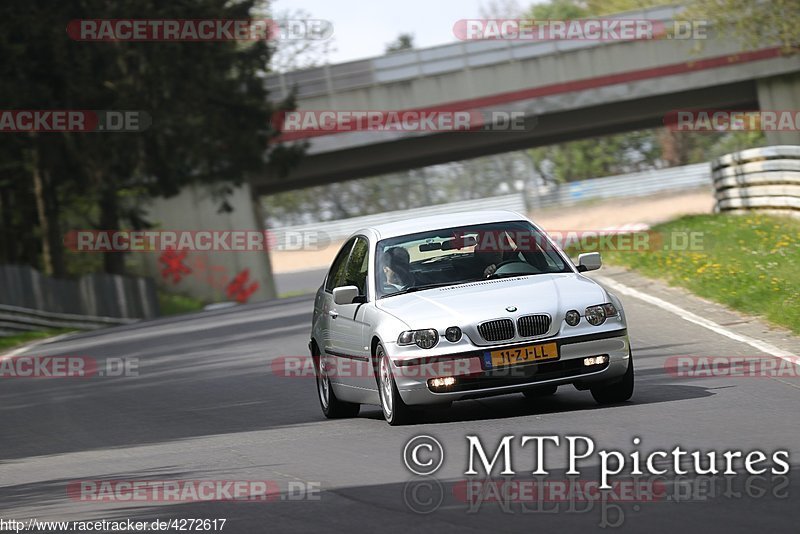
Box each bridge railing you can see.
[266,4,683,102]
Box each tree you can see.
[528,0,588,19]
[266,7,337,72]
[683,0,799,53]
[0,0,303,275]
[385,33,415,53]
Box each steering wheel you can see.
[486,260,538,278]
[493,259,521,270]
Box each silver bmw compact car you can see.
[309,210,633,425]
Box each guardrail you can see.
[712,145,800,217]
[0,304,136,336]
[536,163,709,208]
[268,162,711,244]
[0,265,159,337]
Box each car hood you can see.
[375,273,607,331]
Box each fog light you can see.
[584,355,609,366]
[565,310,580,326]
[445,326,462,342]
[428,376,456,389]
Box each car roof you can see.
[357,210,530,240]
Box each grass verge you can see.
[597,213,800,334]
[158,292,206,316]
[0,329,75,352]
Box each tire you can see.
[522,384,558,399]
[314,348,360,419]
[591,352,634,405]
[375,343,414,426]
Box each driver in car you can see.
[381,247,414,291]
[475,233,514,277]
[481,248,504,277]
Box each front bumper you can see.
[394,329,630,405]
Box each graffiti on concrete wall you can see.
[158,249,259,303]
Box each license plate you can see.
[484,342,558,369]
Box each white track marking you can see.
[597,275,798,363]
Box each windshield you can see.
[375,220,572,298]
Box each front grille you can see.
[478,319,515,342]
[517,314,551,337]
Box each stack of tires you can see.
[713,145,800,218]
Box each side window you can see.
[344,237,370,296]
[325,239,355,292]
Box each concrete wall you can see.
[757,73,800,145]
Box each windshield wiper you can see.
[388,282,463,296]
[484,272,536,280]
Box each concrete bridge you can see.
[257,4,800,194]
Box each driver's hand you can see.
[484,263,497,277]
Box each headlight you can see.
[565,310,580,326]
[584,303,618,326]
[398,329,439,349]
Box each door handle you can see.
[328,310,339,319]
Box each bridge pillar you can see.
[136,182,277,304]
[757,73,800,145]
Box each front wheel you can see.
[590,353,634,405]
[314,351,360,419]
[376,343,414,426]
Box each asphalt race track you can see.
[1,285,799,533]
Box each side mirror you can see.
[577,252,602,272]
[333,285,360,305]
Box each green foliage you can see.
[526,0,671,19]
[583,0,671,15]
[386,33,415,52]
[529,0,589,19]
[524,0,799,53]
[683,0,800,54]
[527,130,661,184]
